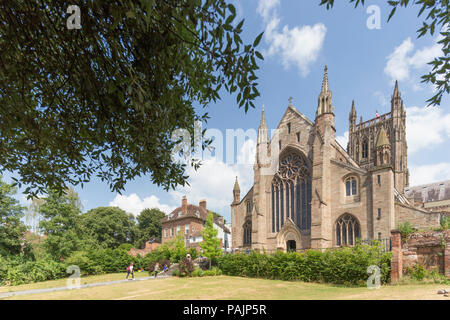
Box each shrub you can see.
[191,268,204,277]
[172,269,180,277]
[398,221,416,243]
[178,258,195,277]
[407,265,427,281]
[440,215,450,230]
[217,244,391,286]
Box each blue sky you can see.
[5,0,450,224]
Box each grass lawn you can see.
[1,275,449,300]
[0,271,150,294]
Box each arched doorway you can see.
[286,240,296,252]
[276,218,303,251]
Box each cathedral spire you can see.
[259,104,267,128]
[350,100,356,119]
[316,65,333,117]
[233,176,241,204]
[393,80,400,98]
[321,65,329,93]
[258,104,269,145]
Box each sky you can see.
[4,0,450,225]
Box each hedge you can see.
[218,244,391,286]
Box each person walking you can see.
[154,263,159,278]
[126,262,135,280]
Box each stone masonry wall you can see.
[390,230,450,281]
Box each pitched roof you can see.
[404,180,450,203]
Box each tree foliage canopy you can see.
[320,0,449,106]
[0,0,263,198]
[81,206,138,249]
[0,177,27,257]
[136,208,166,248]
[200,211,221,263]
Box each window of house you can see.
[185,224,189,234]
[164,229,168,238]
[287,123,291,134]
[378,232,382,240]
[377,175,381,185]
[345,177,357,196]
[296,132,300,142]
[377,208,381,220]
[170,228,174,237]
[279,140,282,150]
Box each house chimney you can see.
[182,196,187,214]
[199,199,207,210]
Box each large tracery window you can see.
[335,214,360,246]
[243,220,252,246]
[271,152,311,233]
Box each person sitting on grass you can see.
[126,262,135,280]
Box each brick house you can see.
[161,196,231,251]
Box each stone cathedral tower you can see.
[347,81,409,191]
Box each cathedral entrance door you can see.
[286,240,296,252]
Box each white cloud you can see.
[373,91,389,107]
[384,38,414,81]
[406,106,450,154]
[257,0,279,21]
[170,139,256,217]
[335,131,349,148]
[409,163,450,186]
[109,194,176,216]
[257,0,326,76]
[384,36,443,83]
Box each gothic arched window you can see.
[246,200,252,215]
[345,177,357,196]
[362,139,369,159]
[243,220,252,246]
[271,151,311,233]
[335,214,360,246]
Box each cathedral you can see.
[231,66,446,252]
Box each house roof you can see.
[162,203,230,233]
[404,180,450,204]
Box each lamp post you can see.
[148,237,158,254]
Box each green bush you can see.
[203,267,222,276]
[440,215,450,230]
[2,259,67,286]
[191,268,204,277]
[406,265,427,281]
[218,244,391,286]
[171,269,180,277]
[398,221,416,243]
[178,258,195,277]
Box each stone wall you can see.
[395,203,441,230]
[390,229,450,281]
